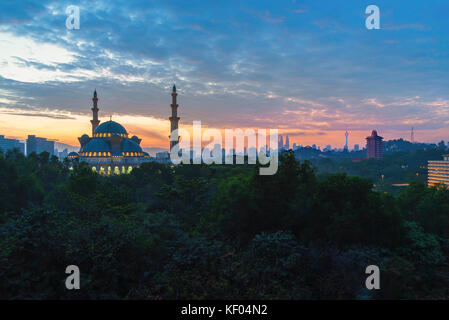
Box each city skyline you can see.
[1,1,449,148]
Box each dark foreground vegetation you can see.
[1,149,449,299]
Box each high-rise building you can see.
[0,135,25,154]
[366,130,383,159]
[26,135,55,156]
[285,135,290,150]
[279,135,284,150]
[354,144,359,151]
[428,155,449,187]
[58,148,69,160]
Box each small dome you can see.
[81,138,111,153]
[68,152,79,157]
[122,139,143,153]
[94,121,127,135]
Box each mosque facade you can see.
[67,86,179,174]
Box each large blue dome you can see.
[94,121,127,135]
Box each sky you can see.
[0,0,449,149]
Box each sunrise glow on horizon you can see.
[1,1,449,151]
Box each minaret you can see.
[90,89,100,137]
[169,84,180,150]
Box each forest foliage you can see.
[1,149,449,299]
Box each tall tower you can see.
[279,135,284,149]
[344,129,349,151]
[285,135,290,150]
[90,89,100,137]
[411,127,414,143]
[169,84,180,150]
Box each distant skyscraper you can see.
[285,135,290,150]
[26,135,55,156]
[366,130,383,159]
[354,144,359,151]
[293,143,297,150]
[411,127,415,143]
[58,148,69,160]
[0,135,24,154]
[279,135,284,150]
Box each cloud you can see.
[0,111,76,120]
[0,0,448,147]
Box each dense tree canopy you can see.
[0,148,449,299]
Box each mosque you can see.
[67,86,180,174]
